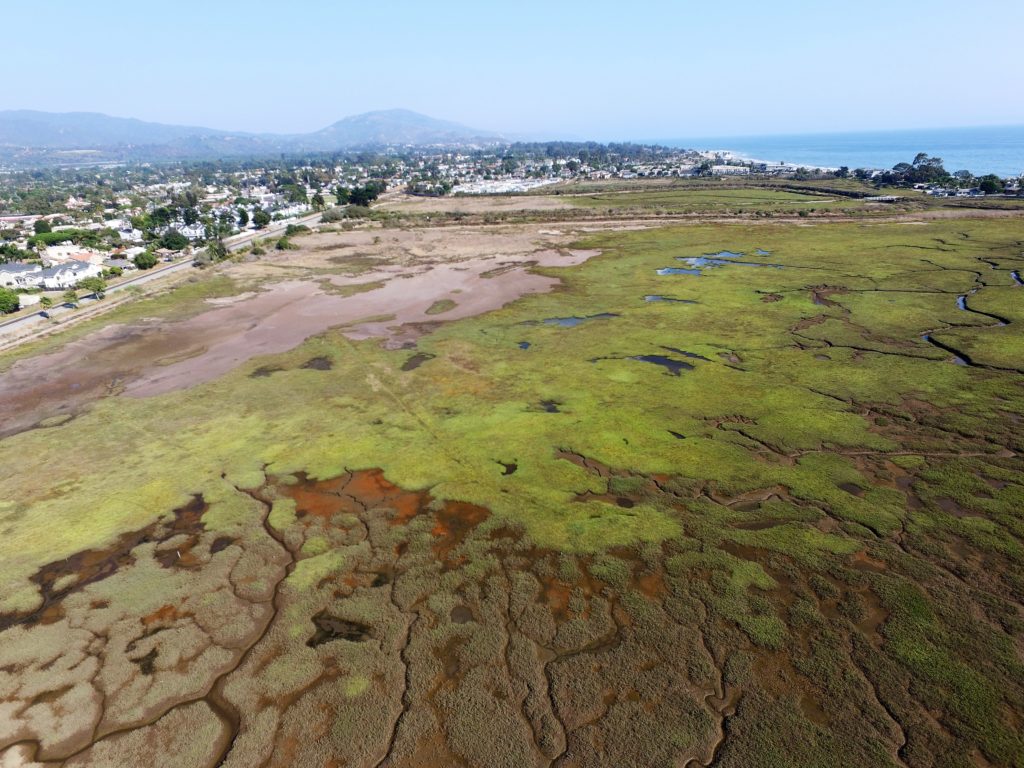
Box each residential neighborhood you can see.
[3,142,1022,316]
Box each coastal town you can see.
[1,143,1022,319]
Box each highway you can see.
[0,212,322,340]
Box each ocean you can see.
[659,125,1024,177]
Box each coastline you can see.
[663,124,1024,176]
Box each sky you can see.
[6,0,1023,140]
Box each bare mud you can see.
[0,227,600,436]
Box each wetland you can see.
[1,193,1023,768]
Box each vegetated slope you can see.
[0,218,1022,767]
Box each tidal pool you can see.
[631,354,695,376]
[542,313,618,327]
[656,267,701,276]
[678,256,783,270]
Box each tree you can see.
[252,209,272,229]
[237,208,249,228]
[150,207,173,228]
[954,170,974,186]
[159,229,189,251]
[39,296,53,309]
[63,289,79,305]
[348,182,385,207]
[283,185,308,204]
[835,166,850,178]
[978,175,1004,195]
[33,219,52,235]
[0,287,19,314]
[334,186,350,205]
[133,251,158,270]
[206,239,228,261]
[183,207,200,226]
[311,192,326,211]
[78,276,107,297]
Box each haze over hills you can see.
[0,108,503,163]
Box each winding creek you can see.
[655,247,1019,373]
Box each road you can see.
[0,212,322,340]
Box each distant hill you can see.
[302,109,501,149]
[0,110,242,149]
[0,109,502,164]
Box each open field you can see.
[378,193,575,214]
[564,186,863,215]
[370,180,1024,229]
[0,199,1023,767]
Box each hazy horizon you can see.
[4,0,1022,140]
[4,107,1024,147]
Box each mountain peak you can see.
[313,109,501,146]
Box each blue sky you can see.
[7,0,1023,139]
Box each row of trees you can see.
[0,275,111,315]
[862,153,1015,193]
[334,181,386,207]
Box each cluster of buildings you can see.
[0,259,103,291]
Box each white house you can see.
[39,260,103,290]
[0,263,43,288]
[43,245,106,266]
[711,165,751,176]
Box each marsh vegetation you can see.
[0,199,1022,767]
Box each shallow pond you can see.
[661,346,711,361]
[542,312,619,327]
[656,267,701,276]
[707,251,745,259]
[631,354,695,376]
[644,295,698,303]
[678,256,783,270]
